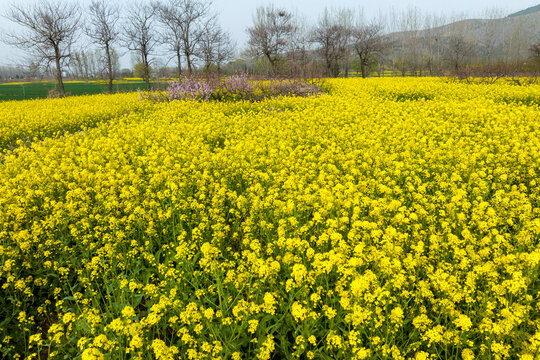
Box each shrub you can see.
[168,77,215,101]
[221,73,254,101]
[138,73,325,103]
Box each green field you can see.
[0,80,168,101]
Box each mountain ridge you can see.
[507,4,540,18]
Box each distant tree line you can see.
[244,5,540,79]
[2,0,540,95]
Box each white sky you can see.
[0,0,538,68]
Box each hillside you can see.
[387,9,540,61]
[508,4,540,17]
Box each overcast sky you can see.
[0,0,538,68]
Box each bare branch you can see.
[86,0,120,92]
[199,19,235,73]
[446,35,476,71]
[3,0,81,95]
[247,5,296,74]
[352,21,388,78]
[155,0,213,75]
[122,2,157,89]
[310,8,351,77]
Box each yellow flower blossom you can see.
[1,77,539,359]
[81,348,104,360]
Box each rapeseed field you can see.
[0,93,146,149]
[0,78,539,360]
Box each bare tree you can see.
[71,51,84,78]
[155,1,184,77]
[156,0,212,75]
[86,0,120,93]
[199,20,234,73]
[337,9,354,76]
[110,49,121,78]
[86,49,100,78]
[506,16,529,63]
[3,1,81,96]
[352,21,387,78]
[421,12,446,75]
[179,0,212,74]
[446,35,475,71]
[72,50,100,79]
[123,2,156,90]
[480,7,504,64]
[214,32,235,74]
[310,8,350,77]
[247,5,296,74]
[0,65,22,81]
[395,6,423,76]
[199,20,220,72]
[283,14,319,78]
[530,41,540,69]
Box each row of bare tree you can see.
[246,5,540,79]
[245,6,388,78]
[3,0,233,94]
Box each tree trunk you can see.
[324,54,332,77]
[360,56,367,79]
[324,48,331,77]
[326,61,331,77]
[186,53,193,75]
[265,53,276,75]
[143,53,150,90]
[105,43,113,93]
[176,48,182,78]
[332,62,339,77]
[54,45,66,96]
